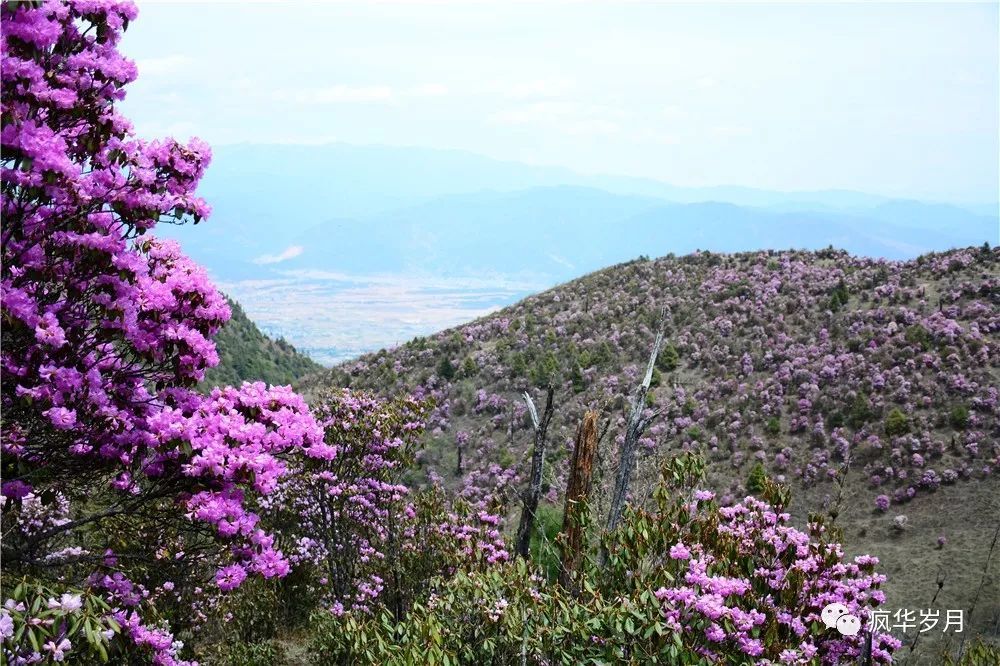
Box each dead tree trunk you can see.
[559,410,598,588]
[514,385,555,559]
[605,319,666,537]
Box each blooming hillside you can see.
[307,245,1000,653]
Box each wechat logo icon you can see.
[822,603,862,637]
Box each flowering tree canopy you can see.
[1,2,321,663]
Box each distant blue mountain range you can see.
[157,143,998,363]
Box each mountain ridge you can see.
[209,142,998,211]
[161,143,998,283]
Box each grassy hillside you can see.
[302,245,1000,661]
[205,298,321,387]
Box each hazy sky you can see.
[120,2,999,203]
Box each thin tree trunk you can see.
[559,410,598,588]
[514,385,555,559]
[958,515,1000,658]
[605,317,666,537]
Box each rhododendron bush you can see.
[311,454,899,664]
[1,2,322,663]
[262,390,509,618]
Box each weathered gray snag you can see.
[605,319,666,537]
[559,410,599,588]
[514,385,555,559]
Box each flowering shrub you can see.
[1,581,120,664]
[1,2,322,662]
[269,391,429,610]
[258,390,509,622]
[310,454,898,664]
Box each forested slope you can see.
[205,298,321,387]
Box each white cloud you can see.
[160,121,200,138]
[252,245,304,265]
[564,119,620,136]
[500,79,574,99]
[640,130,682,145]
[281,85,395,104]
[662,105,688,119]
[136,55,193,76]
[712,125,752,138]
[489,101,625,136]
[410,83,450,97]
[489,101,572,126]
[547,253,576,271]
[275,83,447,106]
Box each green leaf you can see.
[68,615,81,638]
[27,628,39,653]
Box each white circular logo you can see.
[821,603,862,636]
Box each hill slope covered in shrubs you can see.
[304,245,1000,659]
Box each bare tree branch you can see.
[604,311,667,541]
[514,385,555,559]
